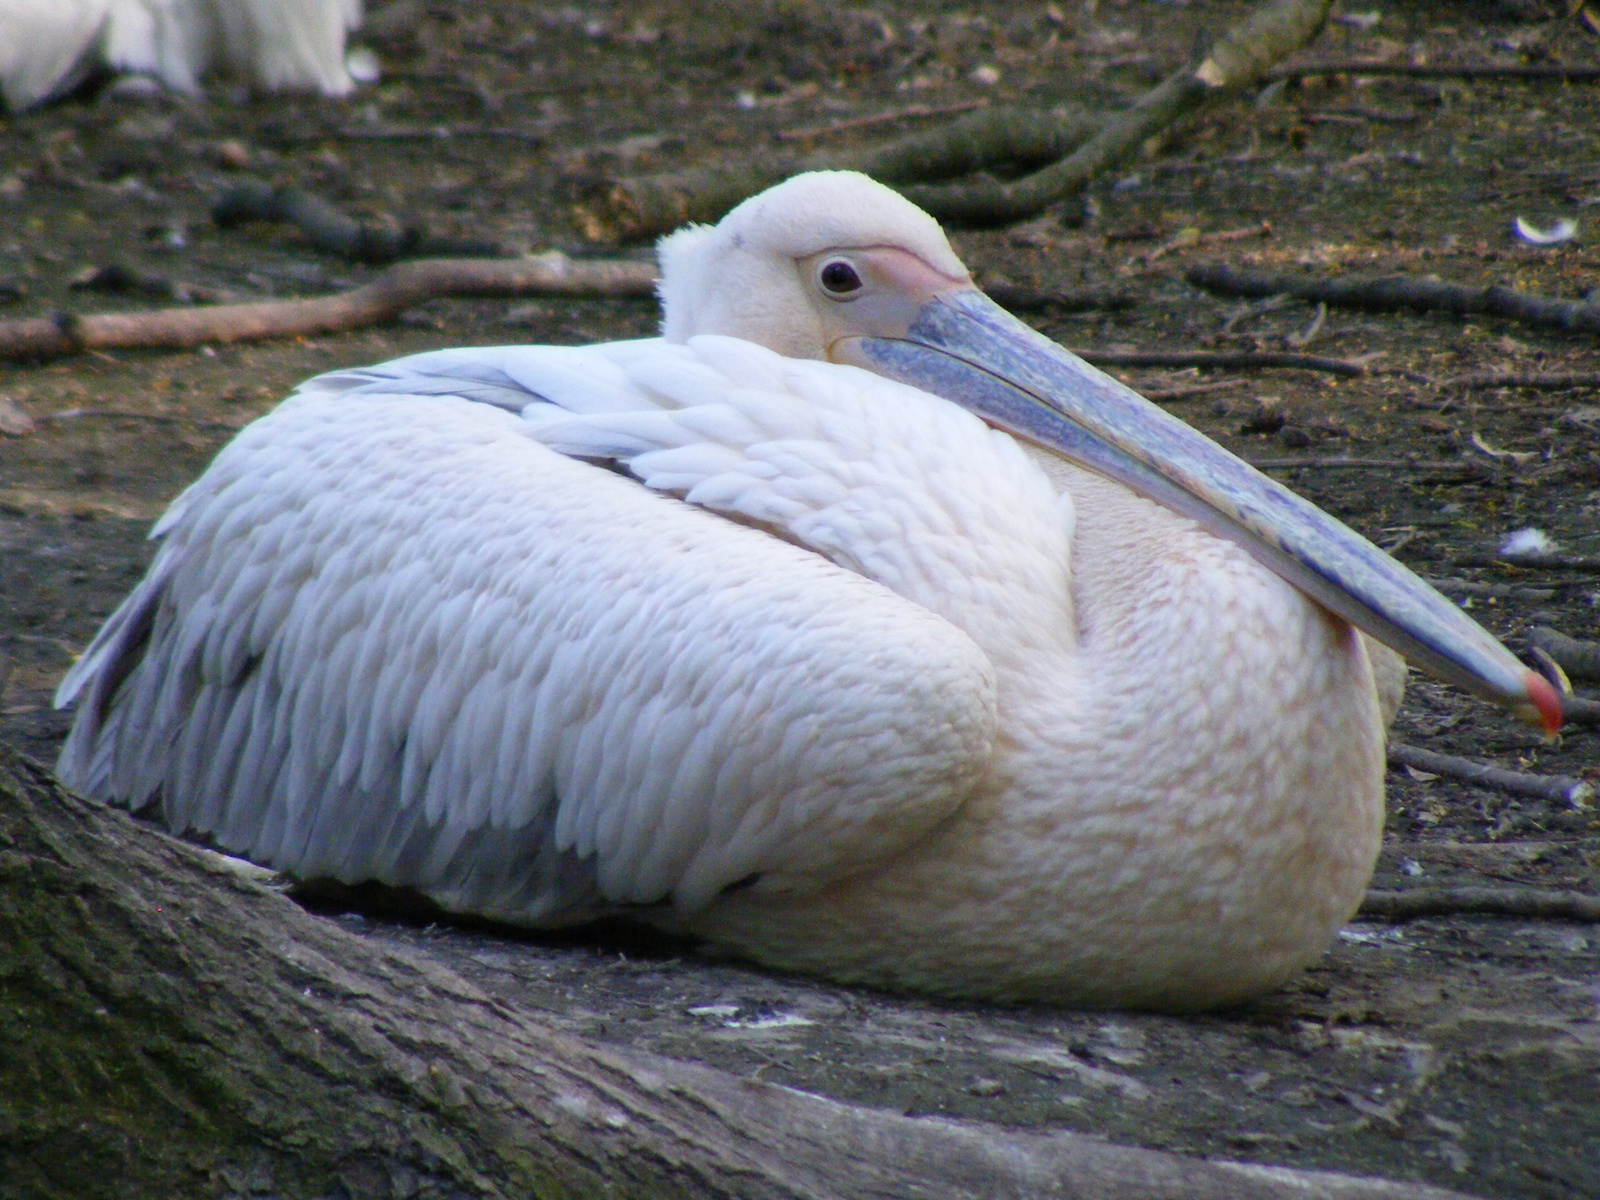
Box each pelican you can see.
[0,0,362,110]
[54,172,1559,1010]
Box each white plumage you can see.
[57,172,1552,1009]
[0,0,362,109]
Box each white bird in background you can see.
[0,0,363,110]
[54,172,1561,1010]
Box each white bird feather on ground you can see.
[0,0,363,109]
[55,171,1558,1009]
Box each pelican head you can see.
[657,171,1560,731]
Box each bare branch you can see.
[1388,743,1594,806]
[1361,887,1600,923]
[573,104,1103,241]
[1271,60,1600,82]
[1079,348,1369,375]
[0,255,657,363]
[1187,264,1600,337]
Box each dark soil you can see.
[2,1,1597,1196]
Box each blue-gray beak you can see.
[835,289,1561,733]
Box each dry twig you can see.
[1388,743,1594,806]
[1188,264,1600,337]
[572,103,1104,241]
[1360,886,1600,923]
[0,255,657,362]
[577,0,1334,238]
[1143,378,1250,402]
[1272,60,1600,82]
[1249,458,1482,474]
[1443,372,1600,392]
[1079,348,1370,375]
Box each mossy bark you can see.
[0,748,1474,1200]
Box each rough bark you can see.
[0,747,1479,1200]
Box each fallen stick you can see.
[1424,577,1557,600]
[213,180,515,264]
[1138,221,1272,267]
[1248,457,1482,474]
[776,99,989,142]
[1079,348,1369,375]
[1360,886,1600,923]
[579,0,1333,238]
[983,283,1138,313]
[0,255,658,362]
[1271,60,1600,82]
[1443,371,1600,391]
[573,103,1104,241]
[1450,554,1600,573]
[1527,626,1600,681]
[898,0,1334,225]
[1388,743,1594,806]
[1187,263,1600,337]
[1144,378,1250,402]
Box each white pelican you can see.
[0,0,362,110]
[54,172,1559,1010]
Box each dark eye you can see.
[818,259,863,296]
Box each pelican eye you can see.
[818,259,864,297]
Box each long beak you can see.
[834,289,1562,734]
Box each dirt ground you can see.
[1,1,1598,1196]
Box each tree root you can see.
[1361,886,1600,923]
[0,747,1480,1200]
[1187,264,1600,337]
[576,0,1334,239]
[1388,743,1594,806]
[0,255,657,362]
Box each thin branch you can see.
[1188,263,1600,336]
[1248,458,1482,474]
[1388,743,1594,806]
[983,283,1138,313]
[1137,221,1272,267]
[1078,348,1370,375]
[1283,301,1327,349]
[1144,378,1250,402]
[776,100,989,142]
[1424,576,1557,600]
[1360,886,1600,923]
[899,0,1334,225]
[1450,554,1600,573]
[573,103,1105,241]
[1443,371,1600,391]
[578,0,1333,238]
[0,255,657,362]
[1271,60,1600,82]
[1528,627,1600,682]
